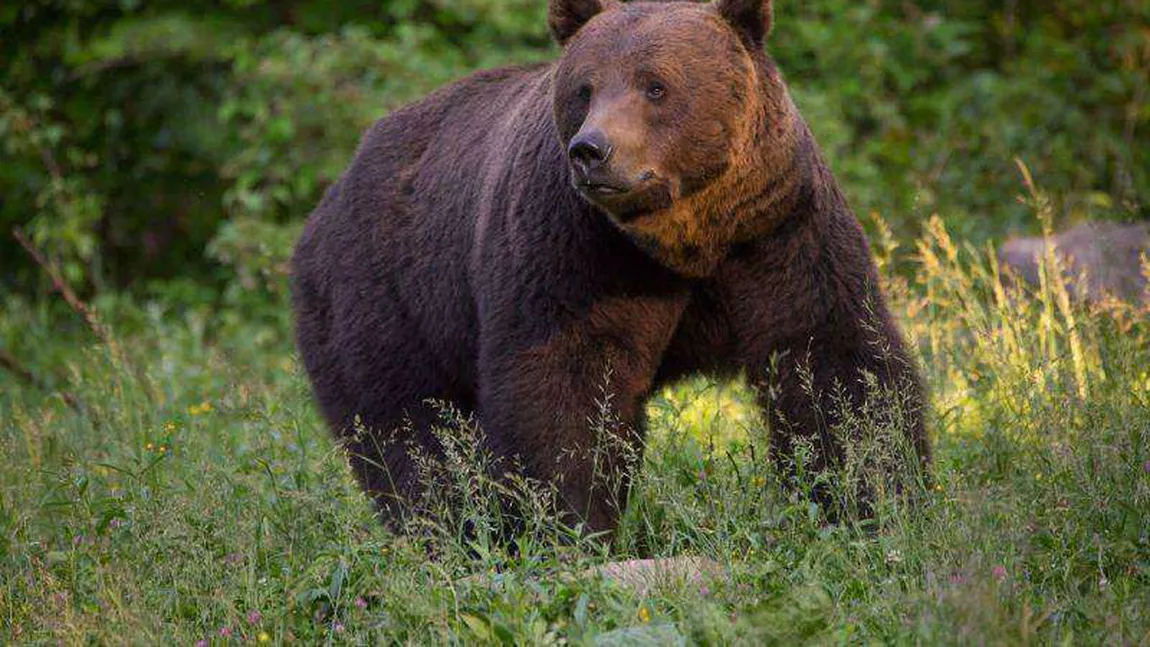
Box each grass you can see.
[1,210,1148,645]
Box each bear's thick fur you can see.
[292,0,930,532]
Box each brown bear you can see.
[291,0,930,533]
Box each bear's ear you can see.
[714,0,773,50]
[549,0,611,46]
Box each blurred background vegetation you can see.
[1,0,1147,304]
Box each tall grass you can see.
[1,209,1147,643]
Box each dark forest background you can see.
[2,0,1147,305]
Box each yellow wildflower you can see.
[637,606,651,623]
[188,401,213,416]
[257,631,271,643]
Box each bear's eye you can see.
[646,82,667,101]
[577,85,593,102]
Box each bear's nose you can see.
[568,130,611,169]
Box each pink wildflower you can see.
[247,610,262,625]
[991,565,1007,581]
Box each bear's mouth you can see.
[572,168,672,221]
[577,181,629,196]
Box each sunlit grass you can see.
[1,211,1147,643]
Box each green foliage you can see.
[771,0,1149,241]
[1,0,1146,297]
[0,0,549,293]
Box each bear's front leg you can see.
[719,216,931,513]
[476,294,687,534]
[754,326,928,486]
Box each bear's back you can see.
[292,63,558,403]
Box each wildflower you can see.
[195,640,208,647]
[109,518,123,529]
[219,626,232,638]
[637,606,651,623]
[948,572,966,585]
[164,421,177,433]
[355,597,368,610]
[885,550,903,565]
[332,621,345,633]
[699,585,710,596]
[1034,473,1043,481]
[1143,460,1150,474]
[145,442,154,451]
[247,610,262,625]
[159,445,168,454]
[991,565,1007,581]
[258,631,271,643]
[188,401,213,416]
[752,475,766,488]
[934,483,943,492]
[697,470,707,482]
[380,546,389,555]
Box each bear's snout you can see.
[568,129,612,171]
[569,129,632,198]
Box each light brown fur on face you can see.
[625,66,806,276]
[553,1,808,276]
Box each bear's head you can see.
[551,0,805,276]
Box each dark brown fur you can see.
[292,0,930,533]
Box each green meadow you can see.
[3,208,1148,643]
